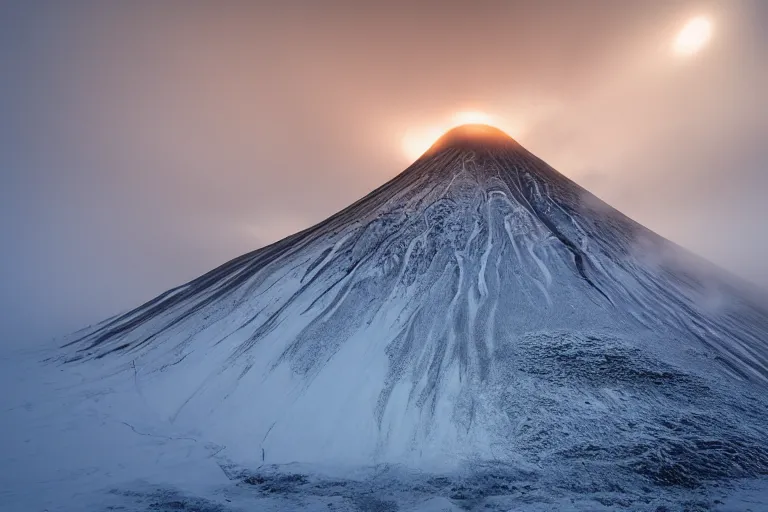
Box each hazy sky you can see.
[1,0,767,346]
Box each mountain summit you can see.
[62,126,768,500]
[426,124,520,152]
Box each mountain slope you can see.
[59,124,768,491]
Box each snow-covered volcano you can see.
[17,124,768,509]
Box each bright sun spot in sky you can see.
[401,110,513,161]
[673,16,712,56]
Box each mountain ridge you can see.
[57,124,768,493]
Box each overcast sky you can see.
[1,0,766,346]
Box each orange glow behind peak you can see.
[401,111,519,161]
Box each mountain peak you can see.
[60,116,768,505]
[426,123,519,154]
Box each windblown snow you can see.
[3,124,768,510]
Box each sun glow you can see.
[451,111,495,126]
[673,16,712,56]
[401,110,514,161]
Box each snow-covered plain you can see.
[3,125,768,510]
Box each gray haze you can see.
[1,0,766,347]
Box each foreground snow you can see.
[2,342,768,511]
[2,343,768,511]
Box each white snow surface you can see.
[3,125,768,510]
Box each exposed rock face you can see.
[64,124,768,490]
